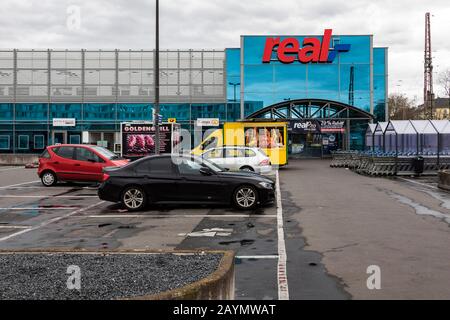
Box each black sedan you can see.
[98,154,275,211]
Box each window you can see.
[54,146,75,159]
[69,135,81,144]
[18,135,29,150]
[34,135,45,149]
[0,135,10,150]
[225,148,243,158]
[76,147,103,162]
[136,157,174,174]
[40,149,50,159]
[203,148,223,159]
[244,149,256,157]
[177,158,204,175]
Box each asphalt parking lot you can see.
[0,166,285,299]
[1,161,450,300]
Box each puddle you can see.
[218,239,255,246]
[388,191,450,225]
[421,190,450,210]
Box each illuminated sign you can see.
[262,29,351,64]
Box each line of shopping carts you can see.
[330,150,450,176]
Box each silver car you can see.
[201,146,272,174]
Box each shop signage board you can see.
[120,122,181,158]
[262,29,351,64]
[52,118,76,127]
[289,120,321,134]
[320,120,345,133]
[196,118,220,127]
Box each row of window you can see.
[0,135,46,150]
[0,103,257,122]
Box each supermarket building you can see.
[0,30,387,157]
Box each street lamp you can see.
[229,82,240,102]
[154,0,160,154]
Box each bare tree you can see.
[438,69,450,102]
[388,93,418,120]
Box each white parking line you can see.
[0,225,31,229]
[276,170,289,300]
[0,167,23,172]
[0,207,76,211]
[0,195,98,198]
[86,214,277,219]
[397,177,439,190]
[236,255,279,259]
[0,181,40,189]
[0,201,105,242]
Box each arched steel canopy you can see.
[245,99,374,121]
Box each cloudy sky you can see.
[1,0,449,103]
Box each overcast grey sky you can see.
[1,0,449,103]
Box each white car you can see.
[201,146,272,174]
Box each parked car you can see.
[38,144,129,186]
[200,146,272,174]
[98,154,275,211]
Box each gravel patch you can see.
[0,252,223,300]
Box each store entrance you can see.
[52,131,67,145]
[289,132,343,158]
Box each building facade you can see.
[0,31,387,155]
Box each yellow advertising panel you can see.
[192,121,288,166]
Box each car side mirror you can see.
[87,158,97,163]
[199,167,213,176]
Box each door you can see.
[52,131,67,145]
[176,158,224,203]
[51,146,77,180]
[72,147,105,181]
[134,157,180,202]
[202,148,225,167]
[223,148,241,171]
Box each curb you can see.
[0,248,235,300]
[438,170,450,191]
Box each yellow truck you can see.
[192,121,288,166]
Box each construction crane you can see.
[348,65,354,106]
[424,12,434,119]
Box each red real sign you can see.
[262,29,350,64]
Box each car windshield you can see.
[91,146,120,160]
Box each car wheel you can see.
[121,186,147,211]
[240,166,254,172]
[233,185,258,210]
[41,171,57,187]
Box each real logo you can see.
[262,29,351,64]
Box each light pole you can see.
[229,82,240,102]
[154,0,160,154]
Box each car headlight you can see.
[258,181,273,189]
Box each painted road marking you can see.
[236,255,279,259]
[0,195,98,198]
[0,167,23,172]
[0,201,105,242]
[0,181,40,189]
[0,207,76,211]
[178,228,233,237]
[276,170,289,300]
[85,214,277,219]
[397,177,439,190]
[0,225,31,229]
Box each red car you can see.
[38,144,129,186]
